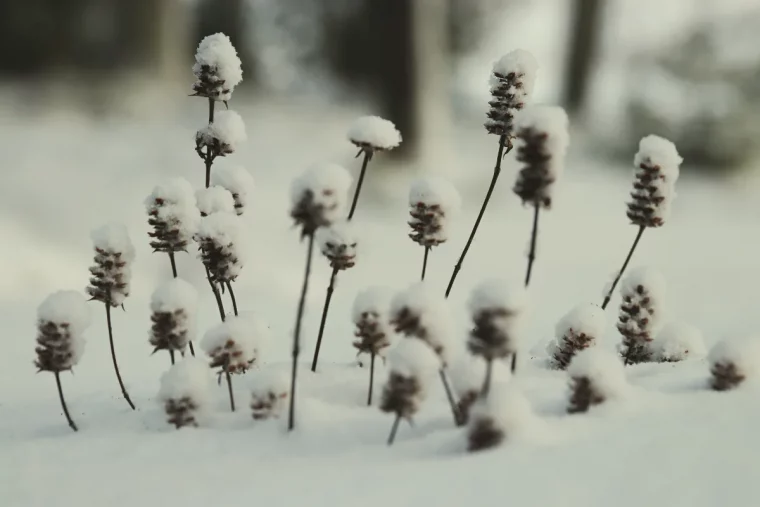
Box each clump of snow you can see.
[407,176,461,247]
[708,337,760,387]
[201,315,261,373]
[467,279,527,360]
[390,282,456,364]
[150,278,199,354]
[290,163,353,232]
[628,135,682,227]
[567,348,628,400]
[492,49,539,94]
[249,369,289,420]
[87,223,136,306]
[634,135,683,179]
[352,286,394,326]
[211,166,255,216]
[655,323,707,362]
[197,110,247,155]
[448,355,486,398]
[196,212,246,283]
[548,303,606,369]
[90,222,136,262]
[150,278,198,314]
[196,186,236,216]
[408,176,462,214]
[619,266,667,328]
[193,33,243,101]
[352,286,395,359]
[347,115,402,152]
[468,383,534,451]
[468,279,528,316]
[386,338,440,381]
[35,290,91,371]
[145,178,200,251]
[316,220,357,270]
[618,268,666,365]
[158,358,213,427]
[38,290,92,339]
[485,49,539,137]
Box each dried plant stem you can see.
[226,281,238,316]
[440,368,464,426]
[421,246,430,281]
[446,135,510,298]
[348,151,371,220]
[225,369,235,412]
[481,358,494,397]
[205,266,226,322]
[205,98,215,188]
[168,251,178,278]
[105,304,136,410]
[169,350,176,365]
[55,372,78,432]
[524,204,540,286]
[311,267,338,372]
[367,353,376,406]
[289,233,316,431]
[601,226,646,310]
[387,414,402,446]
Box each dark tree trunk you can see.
[562,0,604,115]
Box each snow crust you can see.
[290,163,352,223]
[158,357,213,407]
[390,282,455,363]
[91,223,136,262]
[211,166,254,215]
[347,116,402,151]
[708,337,760,378]
[386,338,440,380]
[555,303,606,342]
[469,383,534,433]
[567,348,628,399]
[655,323,707,362]
[196,187,236,216]
[193,33,243,101]
[351,286,394,325]
[145,178,200,244]
[198,110,247,151]
[491,49,539,96]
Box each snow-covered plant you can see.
[513,106,570,286]
[408,177,461,280]
[601,136,682,309]
[352,286,394,405]
[195,110,247,163]
[549,303,606,370]
[149,278,198,364]
[449,355,487,425]
[468,384,533,452]
[249,370,289,421]
[346,115,402,219]
[191,32,243,103]
[201,315,261,411]
[445,49,538,298]
[211,165,254,216]
[467,280,527,394]
[381,338,439,446]
[567,348,627,414]
[617,267,666,365]
[654,323,706,363]
[708,338,760,391]
[35,290,91,432]
[196,186,236,217]
[86,223,136,410]
[316,220,357,271]
[158,358,212,429]
[145,178,199,283]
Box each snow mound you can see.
[193,33,243,101]
[352,286,394,324]
[708,337,760,378]
[158,357,213,407]
[568,348,628,399]
[347,115,402,151]
[196,186,236,216]
[211,166,255,215]
[470,383,534,434]
[448,355,487,397]
[386,338,440,380]
[655,323,706,362]
[491,49,539,95]
[90,222,136,261]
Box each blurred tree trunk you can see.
[196,0,255,86]
[562,0,604,115]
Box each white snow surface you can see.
[157,357,213,410]
[555,303,606,341]
[211,165,255,215]
[198,110,247,151]
[655,323,707,362]
[145,177,200,243]
[290,163,353,224]
[567,348,629,399]
[469,383,534,435]
[515,105,570,186]
[351,286,394,325]
[708,337,760,379]
[491,49,539,96]
[386,338,440,381]
[347,115,402,151]
[90,222,136,261]
[193,33,243,101]
[632,135,682,224]
[196,186,236,216]
[316,220,358,257]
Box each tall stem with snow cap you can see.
[289,233,315,430]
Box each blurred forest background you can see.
[2,0,760,170]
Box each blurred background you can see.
[2,0,760,390]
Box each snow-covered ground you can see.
[2,97,760,507]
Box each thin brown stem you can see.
[289,233,316,431]
[226,281,238,316]
[601,226,646,310]
[205,98,215,188]
[55,372,78,432]
[445,136,510,298]
[205,266,226,322]
[169,349,176,365]
[168,251,178,278]
[367,353,376,406]
[387,414,402,446]
[481,358,493,397]
[524,203,540,287]
[439,368,463,426]
[105,303,136,410]
[311,267,338,372]
[421,246,430,281]
[348,151,371,220]
[225,369,235,412]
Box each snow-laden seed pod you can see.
[192,33,243,102]
[448,355,487,425]
[290,163,352,238]
[195,110,247,162]
[617,267,666,365]
[408,177,461,248]
[627,135,682,228]
[513,106,570,209]
[708,338,760,391]
[467,280,527,361]
[347,115,402,156]
[196,212,245,285]
[196,186,236,217]
[158,358,213,429]
[316,220,357,271]
[390,282,455,365]
[35,291,91,373]
[549,303,606,370]
[149,278,198,356]
[145,178,199,254]
[249,370,289,421]
[352,286,394,359]
[201,315,262,376]
[468,384,533,452]
[211,165,255,216]
[566,348,627,414]
[484,49,538,138]
[380,339,439,423]
[86,223,136,307]
[654,323,706,363]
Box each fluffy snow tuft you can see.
[197,212,244,251]
[193,33,243,100]
[408,176,462,215]
[316,220,358,254]
[196,186,236,216]
[150,278,199,315]
[145,178,200,245]
[145,177,197,211]
[386,338,440,380]
[469,383,534,433]
[199,110,247,151]
[655,323,707,362]
[158,357,213,406]
[91,223,136,261]
[491,49,539,95]
[290,163,353,223]
[448,355,487,397]
[620,266,666,308]
[516,105,570,165]
[468,279,528,317]
[567,348,628,399]
[352,286,394,324]
[631,135,682,224]
[211,166,255,215]
[201,314,262,365]
[347,116,402,151]
[248,368,289,397]
[390,282,456,362]
[708,337,760,378]
[555,303,606,341]
[38,290,92,337]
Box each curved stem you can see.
[347,152,371,220]
[55,372,78,432]
[106,304,135,410]
[387,415,402,446]
[311,267,338,372]
[524,204,540,287]
[367,353,376,406]
[226,281,238,316]
[601,226,646,310]
[205,266,226,322]
[421,246,430,281]
[445,136,509,298]
[439,368,463,426]
[288,233,316,431]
